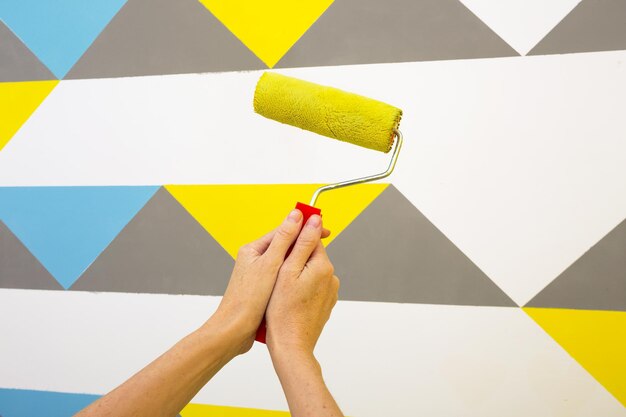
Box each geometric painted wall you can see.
[1,0,626,415]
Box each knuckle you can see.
[316,261,333,277]
[278,262,300,277]
[237,244,252,258]
[297,234,318,247]
[262,254,282,270]
[333,275,340,290]
[323,261,335,277]
[276,224,295,240]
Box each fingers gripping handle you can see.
[255,202,322,344]
[293,202,323,233]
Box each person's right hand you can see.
[265,214,340,356]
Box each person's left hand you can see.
[209,209,330,354]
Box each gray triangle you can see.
[70,187,234,295]
[276,0,518,69]
[326,186,516,306]
[526,217,626,312]
[0,221,62,290]
[0,21,55,82]
[530,0,626,56]
[65,0,264,80]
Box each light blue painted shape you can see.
[0,388,100,417]
[0,0,127,78]
[0,186,158,289]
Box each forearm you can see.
[270,348,343,417]
[76,317,242,417]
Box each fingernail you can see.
[288,209,302,223]
[307,215,321,228]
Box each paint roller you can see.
[253,72,404,343]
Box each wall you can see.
[1,0,626,415]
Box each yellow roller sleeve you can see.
[254,72,402,153]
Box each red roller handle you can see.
[255,202,322,344]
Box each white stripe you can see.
[1,51,624,188]
[0,289,623,416]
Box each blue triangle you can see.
[0,0,127,78]
[0,388,100,417]
[0,186,158,289]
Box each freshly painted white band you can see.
[0,289,622,416]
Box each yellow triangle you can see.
[166,183,388,259]
[524,307,626,407]
[198,0,333,67]
[181,403,289,416]
[0,80,59,152]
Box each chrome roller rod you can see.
[309,129,403,206]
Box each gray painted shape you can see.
[0,221,62,290]
[65,0,264,80]
[70,187,234,295]
[526,217,626,312]
[326,186,516,307]
[0,22,55,82]
[530,0,626,55]
[276,0,518,69]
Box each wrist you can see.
[269,344,323,390]
[198,313,251,360]
[268,341,317,366]
[214,301,262,337]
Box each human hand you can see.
[265,215,340,357]
[75,210,336,417]
[209,210,330,355]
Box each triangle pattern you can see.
[529,0,626,56]
[0,388,99,417]
[181,403,289,417]
[165,183,388,259]
[458,0,581,55]
[525,307,626,407]
[0,186,158,289]
[0,0,127,78]
[0,21,55,82]
[326,186,516,307]
[0,221,62,290]
[0,80,58,152]
[198,0,334,67]
[276,0,517,69]
[65,0,264,80]
[71,187,235,295]
[526,217,626,312]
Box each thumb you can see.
[265,209,303,262]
